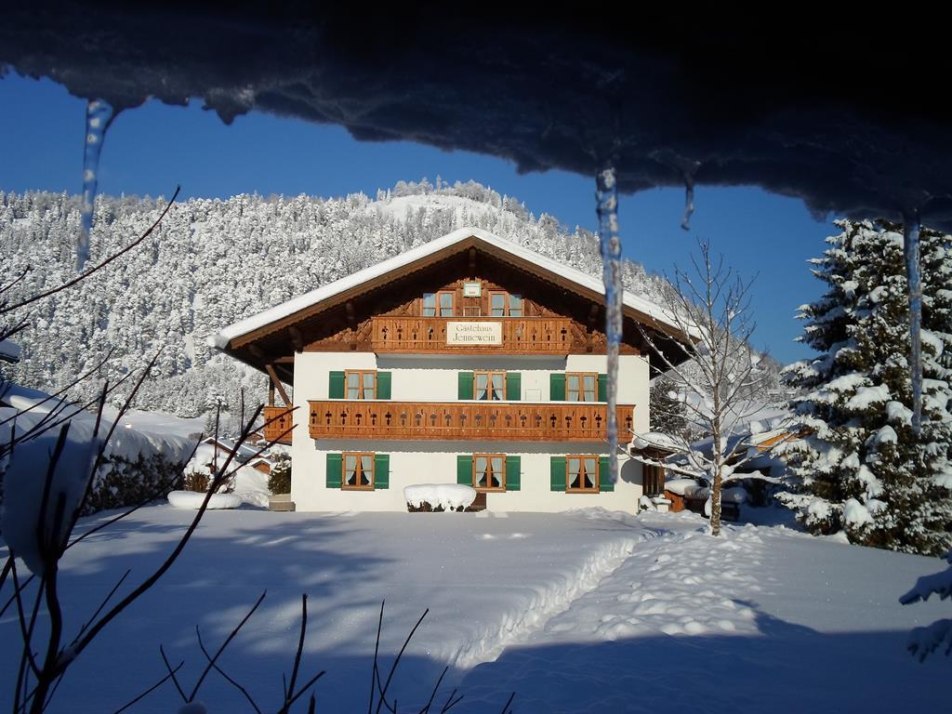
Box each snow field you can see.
[1,506,947,713]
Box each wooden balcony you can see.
[263,405,294,445]
[370,316,575,354]
[308,400,635,442]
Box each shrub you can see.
[269,453,292,494]
[183,470,210,493]
[81,451,187,515]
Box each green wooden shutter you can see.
[599,456,614,492]
[377,372,392,399]
[374,454,390,489]
[326,453,342,488]
[550,456,566,491]
[597,373,608,402]
[458,372,474,400]
[506,372,521,401]
[550,373,566,401]
[506,455,521,491]
[328,371,345,399]
[457,455,473,485]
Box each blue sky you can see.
[0,73,834,364]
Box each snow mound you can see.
[404,484,477,511]
[167,491,242,510]
[1,426,99,575]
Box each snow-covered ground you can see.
[0,506,946,713]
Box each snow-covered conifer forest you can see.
[0,180,676,419]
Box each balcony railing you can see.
[308,400,634,441]
[263,406,294,445]
[370,316,575,354]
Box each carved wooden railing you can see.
[263,405,294,445]
[370,316,575,353]
[308,400,634,441]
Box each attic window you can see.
[423,291,455,317]
[489,291,523,317]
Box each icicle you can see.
[681,174,696,231]
[902,210,923,434]
[648,150,700,231]
[78,98,118,271]
[596,167,623,458]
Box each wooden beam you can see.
[277,364,295,384]
[247,344,266,361]
[288,326,304,352]
[587,303,600,352]
[265,364,292,406]
[588,303,600,328]
[274,355,295,364]
[468,246,477,275]
[268,379,276,407]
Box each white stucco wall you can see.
[289,351,650,512]
[292,443,641,513]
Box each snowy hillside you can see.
[0,181,673,419]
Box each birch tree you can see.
[632,241,774,536]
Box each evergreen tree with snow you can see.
[778,219,952,556]
[649,376,689,438]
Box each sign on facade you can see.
[446,321,502,345]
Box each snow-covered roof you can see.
[201,436,260,462]
[211,227,686,349]
[629,431,682,453]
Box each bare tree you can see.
[631,241,775,536]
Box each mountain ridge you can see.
[0,180,674,420]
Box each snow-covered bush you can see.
[268,452,292,494]
[83,451,187,514]
[404,484,477,512]
[778,219,952,555]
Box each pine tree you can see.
[778,219,952,555]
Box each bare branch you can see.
[159,645,188,702]
[78,570,130,636]
[112,659,184,714]
[375,607,430,714]
[283,594,309,708]
[195,627,262,714]
[187,590,267,702]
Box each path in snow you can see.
[456,515,947,713]
[452,512,671,667]
[528,524,768,644]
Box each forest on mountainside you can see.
[0,180,677,422]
